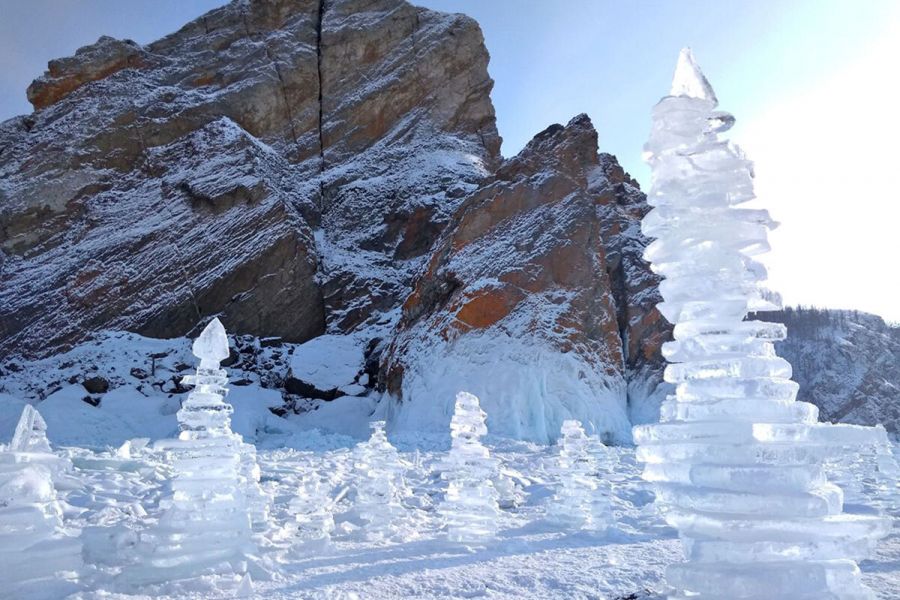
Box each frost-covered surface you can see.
[634,48,893,598]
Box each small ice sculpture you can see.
[352,421,409,541]
[7,404,73,483]
[437,392,501,543]
[546,420,611,532]
[10,404,53,453]
[289,473,335,548]
[128,318,255,584]
[633,48,891,599]
[0,408,82,598]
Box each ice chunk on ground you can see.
[0,410,82,598]
[124,320,256,586]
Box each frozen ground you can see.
[17,435,898,599]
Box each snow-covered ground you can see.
[0,429,892,599]
[0,331,897,598]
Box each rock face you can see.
[382,115,669,443]
[758,308,900,435]
[0,0,672,443]
[0,0,499,358]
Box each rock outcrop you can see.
[382,115,669,443]
[0,0,499,358]
[0,0,685,443]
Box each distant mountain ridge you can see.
[757,307,900,436]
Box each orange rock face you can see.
[382,115,672,439]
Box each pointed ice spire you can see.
[192,317,230,366]
[10,405,52,453]
[670,47,717,104]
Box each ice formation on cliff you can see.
[128,318,255,584]
[546,420,611,532]
[438,392,501,543]
[632,48,892,599]
[0,406,82,598]
[352,421,409,541]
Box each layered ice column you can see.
[546,420,611,532]
[0,406,82,599]
[130,318,255,583]
[351,421,409,542]
[438,392,501,543]
[632,48,892,599]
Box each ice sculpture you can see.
[546,420,611,532]
[633,48,892,599]
[128,318,255,584]
[289,473,335,548]
[437,392,501,543]
[0,407,82,598]
[352,421,409,541]
[8,404,73,483]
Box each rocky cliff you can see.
[0,0,499,356]
[0,0,669,443]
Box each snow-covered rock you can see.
[758,307,900,436]
[383,116,669,444]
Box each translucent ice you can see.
[126,319,255,585]
[351,421,409,542]
[289,473,335,548]
[10,404,52,453]
[437,392,501,544]
[546,420,612,532]
[0,407,82,598]
[633,48,891,599]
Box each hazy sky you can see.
[1,0,898,321]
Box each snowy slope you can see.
[759,308,900,436]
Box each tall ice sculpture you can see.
[632,48,892,599]
[128,318,256,585]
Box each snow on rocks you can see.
[438,392,502,544]
[633,48,892,599]
[124,319,257,586]
[351,420,411,542]
[546,420,612,532]
[0,406,83,598]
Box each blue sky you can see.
[2,0,899,320]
